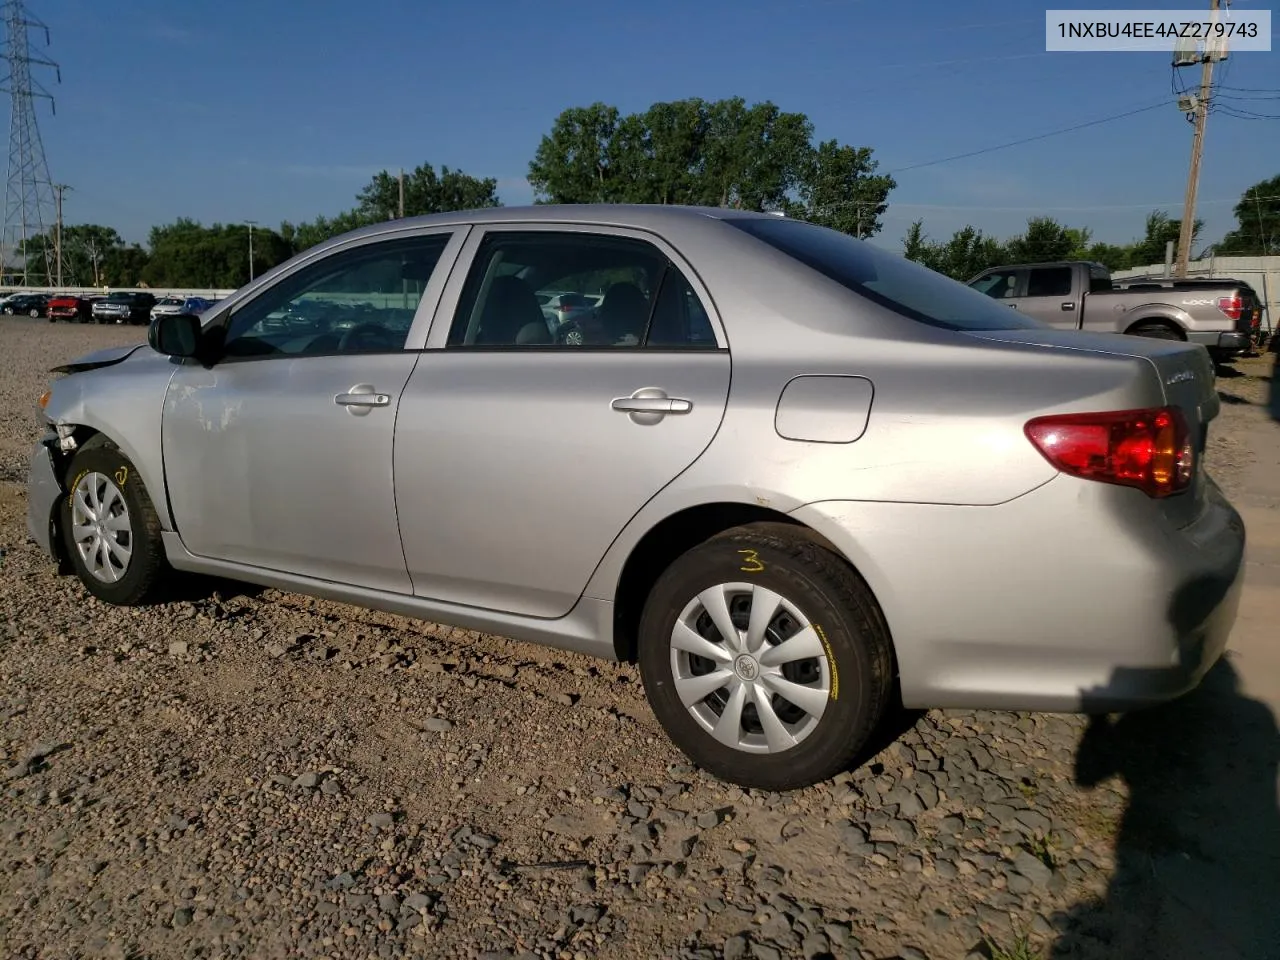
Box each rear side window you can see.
[725,217,1043,331]
[1026,266,1072,298]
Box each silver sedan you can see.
[26,204,1246,790]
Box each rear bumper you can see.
[790,475,1246,713]
[1188,330,1249,355]
[25,438,62,559]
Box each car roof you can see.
[330,203,779,244]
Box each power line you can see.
[887,100,1169,175]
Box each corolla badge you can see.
[1165,369,1196,385]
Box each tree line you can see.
[10,96,1278,288]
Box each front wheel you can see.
[637,523,894,791]
[60,439,169,605]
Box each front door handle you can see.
[611,388,693,425]
[336,393,390,406]
[335,383,390,417]
[1061,301,1076,310]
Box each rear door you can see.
[393,224,731,618]
[1011,265,1080,328]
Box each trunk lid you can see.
[965,328,1219,527]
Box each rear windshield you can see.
[725,217,1044,331]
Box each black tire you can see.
[1128,323,1183,341]
[59,437,169,605]
[637,522,894,791]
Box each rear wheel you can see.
[28,307,39,318]
[60,438,169,605]
[1128,323,1183,341]
[637,523,894,790]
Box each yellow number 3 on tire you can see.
[738,549,765,573]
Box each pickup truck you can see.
[966,260,1262,362]
[91,291,157,325]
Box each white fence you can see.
[1,285,239,300]
[1113,255,1279,339]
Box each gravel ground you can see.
[0,317,1274,960]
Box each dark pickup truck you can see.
[91,291,157,325]
[966,260,1262,363]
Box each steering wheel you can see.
[338,322,395,352]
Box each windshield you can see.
[725,217,1045,332]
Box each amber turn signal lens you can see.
[38,389,51,410]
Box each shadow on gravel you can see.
[153,572,266,605]
[1049,657,1280,960]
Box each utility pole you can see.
[52,181,68,287]
[398,168,405,219]
[1174,0,1223,278]
[244,219,257,283]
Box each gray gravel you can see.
[0,317,1272,959]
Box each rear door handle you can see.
[1061,301,1076,310]
[611,397,692,414]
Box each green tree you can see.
[527,97,830,217]
[284,162,501,254]
[1004,216,1079,262]
[355,163,500,220]
[527,102,624,204]
[798,139,896,237]
[142,219,292,287]
[901,220,1007,280]
[1128,210,1203,266]
[1213,174,1280,256]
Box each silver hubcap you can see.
[70,472,133,583]
[670,582,832,755]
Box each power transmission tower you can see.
[0,0,61,288]
[1172,0,1226,278]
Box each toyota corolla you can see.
[27,204,1245,790]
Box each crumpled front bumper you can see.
[25,437,62,559]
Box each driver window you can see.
[221,234,450,359]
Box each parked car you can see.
[47,295,93,323]
[3,293,51,318]
[26,205,1245,790]
[92,291,157,325]
[183,296,216,315]
[149,296,189,323]
[965,260,1261,363]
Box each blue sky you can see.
[26,0,1280,254]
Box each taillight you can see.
[1024,406,1194,498]
[1216,296,1242,321]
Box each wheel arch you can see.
[1123,313,1187,337]
[609,501,891,667]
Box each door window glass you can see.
[447,231,715,348]
[1026,266,1073,298]
[221,235,450,358]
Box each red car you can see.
[47,295,93,323]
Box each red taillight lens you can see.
[1217,296,1242,321]
[1024,406,1194,498]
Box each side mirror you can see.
[148,312,202,358]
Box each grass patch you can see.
[985,933,1043,960]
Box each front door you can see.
[161,231,458,593]
[1010,264,1079,328]
[394,226,731,618]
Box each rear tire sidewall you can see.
[60,442,165,605]
[638,531,886,790]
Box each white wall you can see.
[1112,256,1279,339]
